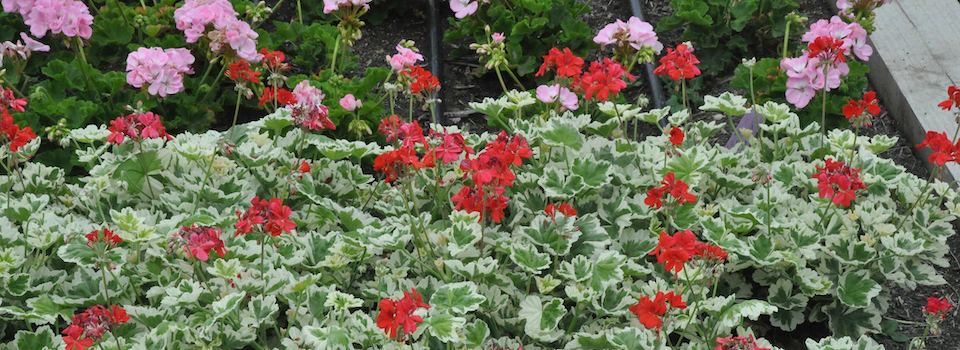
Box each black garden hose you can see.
[428,0,444,124]
[627,0,667,112]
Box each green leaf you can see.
[806,335,886,350]
[770,308,805,332]
[558,255,594,282]
[463,319,490,348]
[95,18,134,44]
[244,295,279,328]
[57,242,99,268]
[509,243,551,274]
[445,211,483,256]
[700,92,749,116]
[424,312,466,343]
[571,157,612,190]
[837,271,881,308]
[715,300,778,332]
[13,326,58,350]
[541,118,584,150]
[588,250,626,290]
[302,325,352,349]
[204,292,244,331]
[518,295,567,342]
[431,282,487,315]
[539,167,586,199]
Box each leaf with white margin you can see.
[700,92,749,116]
[714,300,778,333]
[565,284,600,305]
[206,259,243,280]
[837,271,881,308]
[805,335,886,350]
[638,106,671,124]
[463,319,490,348]
[588,250,627,290]
[302,325,351,350]
[770,308,805,332]
[431,282,487,314]
[204,292,245,332]
[444,258,497,279]
[160,280,203,307]
[469,96,507,118]
[12,325,58,350]
[518,295,567,342]
[667,109,691,126]
[754,101,796,123]
[867,134,898,153]
[324,290,363,312]
[509,243,550,274]
[571,157,612,190]
[445,210,483,256]
[541,118,584,151]
[424,312,466,343]
[558,255,594,282]
[796,267,832,295]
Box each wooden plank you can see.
[864,0,960,182]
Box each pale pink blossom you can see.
[8,0,94,39]
[536,84,578,111]
[388,45,423,72]
[339,94,361,111]
[1,32,50,60]
[126,47,196,97]
[323,0,371,14]
[450,0,479,18]
[491,32,505,45]
[802,16,871,61]
[174,0,262,61]
[594,17,662,54]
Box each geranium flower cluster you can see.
[374,116,473,182]
[648,230,727,273]
[654,43,701,81]
[172,225,227,261]
[235,196,296,236]
[323,0,371,14]
[923,297,954,320]
[289,81,334,131]
[715,334,770,350]
[0,32,49,62]
[452,131,532,223]
[915,131,960,166]
[85,227,122,248]
[106,112,172,145]
[173,0,261,61]
[0,89,35,152]
[62,305,130,350]
[125,47,196,97]
[536,47,584,78]
[781,16,871,108]
[938,85,960,111]
[387,42,424,72]
[842,91,880,127]
[580,58,635,102]
[377,288,430,340]
[535,84,578,111]
[594,17,663,57]
[545,202,577,218]
[812,158,866,207]
[645,172,697,209]
[225,59,261,99]
[2,0,94,39]
[402,65,441,96]
[629,291,686,330]
[449,0,490,19]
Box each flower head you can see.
[0,32,50,61]
[580,58,635,101]
[402,65,440,95]
[915,131,958,166]
[812,158,866,207]
[62,305,130,350]
[340,94,362,112]
[545,202,577,217]
[629,291,686,330]
[536,47,584,78]
[126,47,196,97]
[715,334,770,350]
[842,91,880,127]
[290,81,335,131]
[653,43,701,81]
[235,196,296,236]
[0,101,36,152]
[85,228,122,248]
[173,225,226,261]
[938,85,960,111]
[106,112,172,144]
[174,0,262,61]
[377,288,431,340]
[449,0,479,18]
[924,297,954,319]
[388,44,423,72]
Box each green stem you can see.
[329,36,342,75]
[494,66,509,95]
[228,92,243,140]
[74,37,100,98]
[136,147,157,200]
[820,65,829,146]
[199,64,228,104]
[0,78,27,99]
[909,321,933,350]
[503,65,526,91]
[192,157,215,210]
[297,0,303,25]
[260,237,267,296]
[100,264,111,304]
[782,21,792,60]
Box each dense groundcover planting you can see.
[1,0,958,349]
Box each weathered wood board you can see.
[864,0,960,182]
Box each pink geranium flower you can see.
[173,0,262,62]
[290,81,335,131]
[388,44,423,72]
[339,94,361,111]
[126,47,196,97]
[450,0,479,18]
[0,32,50,60]
[7,0,94,39]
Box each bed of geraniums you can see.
[1,1,958,350]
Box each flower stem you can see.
[74,37,100,98]
[136,146,157,200]
[820,65,829,146]
[191,157,215,210]
[199,64,228,104]
[504,65,526,91]
[495,66,509,95]
[228,92,243,140]
[329,36,341,76]
[100,265,111,305]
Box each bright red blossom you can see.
[225,59,261,84]
[669,127,684,146]
[235,197,296,236]
[545,202,577,217]
[654,44,701,81]
[1,108,36,152]
[645,172,697,209]
[299,160,311,173]
[403,65,440,95]
[842,91,880,127]
[259,48,289,71]
[580,58,634,101]
[258,87,296,107]
[377,288,431,340]
[939,86,960,111]
[812,158,866,207]
[1,87,27,112]
[536,47,585,78]
[452,132,532,223]
[629,291,686,330]
[175,225,227,261]
[62,305,130,350]
[85,228,122,248]
[924,297,954,319]
[807,36,847,63]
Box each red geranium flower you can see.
[259,48,289,71]
[1,87,27,112]
[299,160,311,173]
[377,288,431,340]
[235,197,296,236]
[106,112,172,145]
[628,291,686,330]
[842,91,880,127]
[939,85,960,111]
[175,225,227,261]
[580,58,634,102]
[403,65,440,95]
[924,297,954,320]
[807,36,846,64]
[648,230,699,273]
[669,127,684,146]
[225,59,261,84]
[536,47,585,78]
[258,87,296,107]
[716,334,770,350]
[545,202,577,217]
[653,44,701,81]
[85,228,122,248]
[812,158,867,207]
[62,305,130,350]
